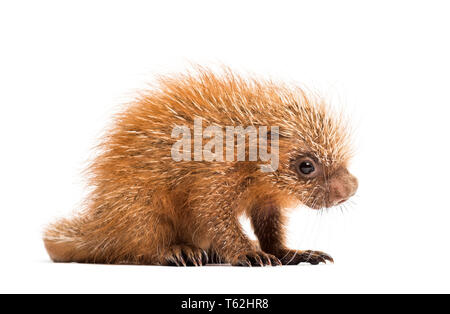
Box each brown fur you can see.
[43,67,357,266]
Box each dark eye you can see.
[299,161,315,175]
[294,157,319,178]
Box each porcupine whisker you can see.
[343,203,350,214]
[339,204,344,215]
[302,185,320,207]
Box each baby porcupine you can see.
[43,67,358,266]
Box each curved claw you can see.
[278,249,334,265]
[164,245,209,266]
[232,251,281,267]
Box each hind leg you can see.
[206,240,261,265]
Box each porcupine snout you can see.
[327,168,358,207]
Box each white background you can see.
[1,0,449,293]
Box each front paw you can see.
[276,249,334,265]
[231,251,282,267]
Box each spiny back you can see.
[89,67,352,189]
